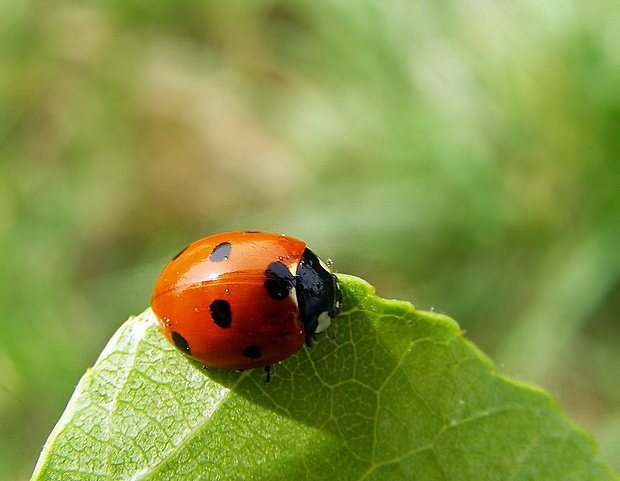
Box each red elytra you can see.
[151,231,341,371]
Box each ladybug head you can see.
[295,248,342,345]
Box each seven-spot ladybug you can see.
[151,231,342,378]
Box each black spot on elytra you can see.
[171,331,190,354]
[210,299,232,328]
[243,345,262,359]
[172,245,190,261]
[209,242,232,262]
[264,261,295,300]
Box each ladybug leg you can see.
[264,365,272,383]
[305,333,318,347]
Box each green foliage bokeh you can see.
[1,1,620,479]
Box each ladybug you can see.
[151,231,342,378]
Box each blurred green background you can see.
[2,1,620,478]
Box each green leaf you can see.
[31,275,618,481]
